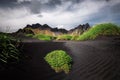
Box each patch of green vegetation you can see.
[56,34,72,40]
[0,33,22,66]
[71,35,79,40]
[26,34,34,37]
[118,27,120,33]
[26,34,53,41]
[33,34,53,41]
[44,50,72,74]
[77,23,120,41]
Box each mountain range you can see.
[16,23,90,36]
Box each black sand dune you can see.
[0,36,120,80]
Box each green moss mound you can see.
[26,34,53,41]
[56,34,72,40]
[44,50,72,74]
[26,34,34,37]
[77,23,120,40]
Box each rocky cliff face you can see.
[68,23,90,35]
[16,23,90,36]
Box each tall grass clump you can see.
[33,34,53,41]
[77,23,120,40]
[26,34,34,37]
[28,34,53,41]
[44,50,72,74]
[0,33,22,67]
[56,34,72,40]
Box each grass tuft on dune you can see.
[56,34,72,40]
[44,50,72,74]
[77,23,120,41]
[26,34,53,41]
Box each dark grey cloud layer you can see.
[0,0,111,13]
[0,0,120,32]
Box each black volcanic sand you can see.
[0,36,120,80]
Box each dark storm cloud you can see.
[0,0,31,10]
[0,0,118,14]
[85,0,120,25]
[0,0,18,8]
[110,2,120,13]
[0,0,85,13]
[0,0,17,4]
[0,0,120,32]
[0,0,116,8]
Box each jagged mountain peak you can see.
[16,23,90,36]
[68,23,90,35]
[42,24,51,30]
[70,23,90,31]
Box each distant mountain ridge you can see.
[16,23,90,36]
[69,23,90,35]
[25,23,68,33]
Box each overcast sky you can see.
[0,0,120,32]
